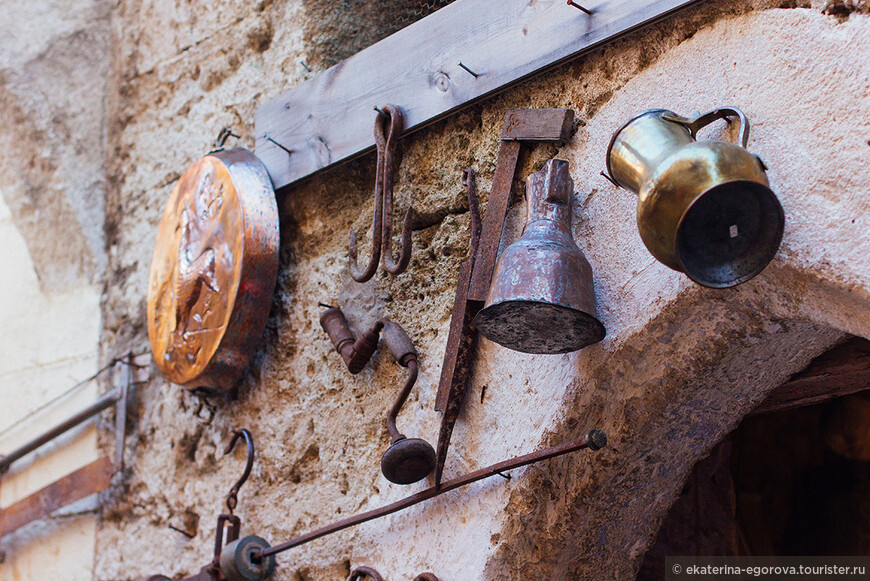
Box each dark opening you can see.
[637,337,870,579]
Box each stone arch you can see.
[473,7,870,579]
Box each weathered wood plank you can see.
[255,0,703,189]
[0,456,112,538]
[751,337,870,416]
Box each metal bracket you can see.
[433,108,574,486]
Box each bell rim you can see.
[475,299,606,354]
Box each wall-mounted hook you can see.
[349,567,385,581]
[457,62,479,78]
[349,104,413,282]
[223,428,254,514]
[193,393,217,425]
[213,127,240,150]
[567,0,593,14]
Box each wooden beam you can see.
[0,456,112,538]
[751,337,870,416]
[255,0,703,189]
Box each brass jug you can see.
[474,159,606,354]
[605,108,784,288]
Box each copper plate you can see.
[147,148,279,392]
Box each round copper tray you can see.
[147,148,279,393]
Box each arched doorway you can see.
[638,337,870,579]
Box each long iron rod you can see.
[0,388,121,473]
[260,430,605,558]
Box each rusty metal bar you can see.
[433,109,575,487]
[0,356,136,475]
[259,430,605,559]
[0,456,113,538]
[0,389,121,474]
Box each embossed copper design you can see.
[147,148,279,393]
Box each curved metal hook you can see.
[348,108,389,282]
[381,104,413,275]
[223,428,254,514]
[348,566,384,581]
[193,394,217,425]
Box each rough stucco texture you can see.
[0,2,109,580]
[95,1,870,580]
[0,0,110,291]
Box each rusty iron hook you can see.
[347,567,440,581]
[348,104,412,281]
[380,105,412,275]
[223,429,254,514]
[193,393,217,425]
[349,566,385,581]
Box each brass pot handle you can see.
[661,107,750,149]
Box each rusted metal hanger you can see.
[349,566,441,581]
[349,104,413,282]
[224,429,254,514]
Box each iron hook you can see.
[223,428,255,514]
[381,104,413,275]
[348,567,385,581]
[193,394,217,425]
[348,108,388,282]
[348,104,413,280]
[213,127,239,150]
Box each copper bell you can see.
[605,107,784,288]
[474,159,606,354]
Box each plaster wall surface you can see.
[0,0,110,579]
[3,0,868,579]
[0,187,103,580]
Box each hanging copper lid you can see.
[147,148,279,393]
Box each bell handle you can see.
[662,107,750,149]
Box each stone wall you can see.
[2,0,869,579]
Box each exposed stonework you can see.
[301,0,456,69]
